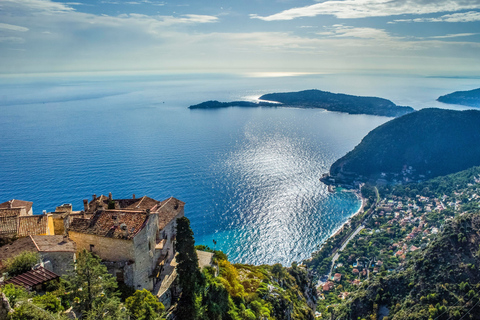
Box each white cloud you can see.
[1,0,74,14]
[392,11,480,23]
[0,36,25,43]
[430,33,477,38]
[0,23,29,32]
[0,0,479,75]
[318,26,395,40]
[250,0,480,20]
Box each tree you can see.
[125,289,165,320]
[175,217,204,320]
[64,249,119,314]
[4,251,40,277]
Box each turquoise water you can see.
[0,73,477,265]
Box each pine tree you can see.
[175,217,204,320]
[64,249,119,314]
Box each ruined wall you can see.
[68,231,134,262]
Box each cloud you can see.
[391,11,480,23]
[0,36,25,43]
[318,26,394,40]
[0,23,29,32]
[250,0,480,20]
[429,33,477,39]
[0,0,74,14]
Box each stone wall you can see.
[68,231,134,262]
[41,251,76,276]
[132,214,158,290]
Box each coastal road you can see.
[324,187,379,282]
[326,224,365,280]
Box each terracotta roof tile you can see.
[125,196,160,211]
[17,215,48,237]
[68,210,149,240]
[0,216,18,236]
[0,208,22,218]
[4,266,59,289]
[0,200,33,213]
[157,197,185,230]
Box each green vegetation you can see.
[64,249,120,315]
[185,218,316,320]
[311,165,480,319]
[437,87,480,107]
[175,217,204,320]
[197,258,316,320]
[330,108,480,182]
[189,89,414,117]
[125,289,165,320]
[4,251,40,277]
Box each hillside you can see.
[190,89,414,117]
[437,88,480,107]
[331,212,480,320]
[196,250,317,320]
[308,166,480,319]
[329,108,480,184]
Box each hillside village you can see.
[0,193,317,320]
[309,167,480,318]
[0,193,213,309]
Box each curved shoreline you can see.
[330,191,364,238]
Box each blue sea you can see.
[0,72,477,265]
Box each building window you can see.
[90,244,94,252]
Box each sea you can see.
[0,72,477,265]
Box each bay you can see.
[0,73,477,265]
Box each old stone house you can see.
[0,200,50,240]
[0,235,76,276]
[68,194,185,291]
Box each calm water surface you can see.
[0,73,477,265]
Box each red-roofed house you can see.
[68,194,185,293]
[0,199,49,240]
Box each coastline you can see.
[330,190,364,239]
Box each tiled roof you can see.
[87,195,159,211]
[0,199,33,213]
[157,197,185,230]
[0,208,22,218]
[0,216,18,236]
[31,235,76,252]
[4,266,59,289]
[68,210,149,240]
[125,196,160,211]
[17,215,48,237]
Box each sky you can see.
[1,0,480,75]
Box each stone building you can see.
[68,194,185,291]
[0,200,50,240]
[0,235,76,276]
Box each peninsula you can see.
[324,108,480,186]
[190,89,414,117]
[437,87,480,107]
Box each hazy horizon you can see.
[1,0,480,76]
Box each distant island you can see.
[437,87,480,107]
[190,89,415,117]
[323,108,480,186]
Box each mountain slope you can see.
[329,108,480,182]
